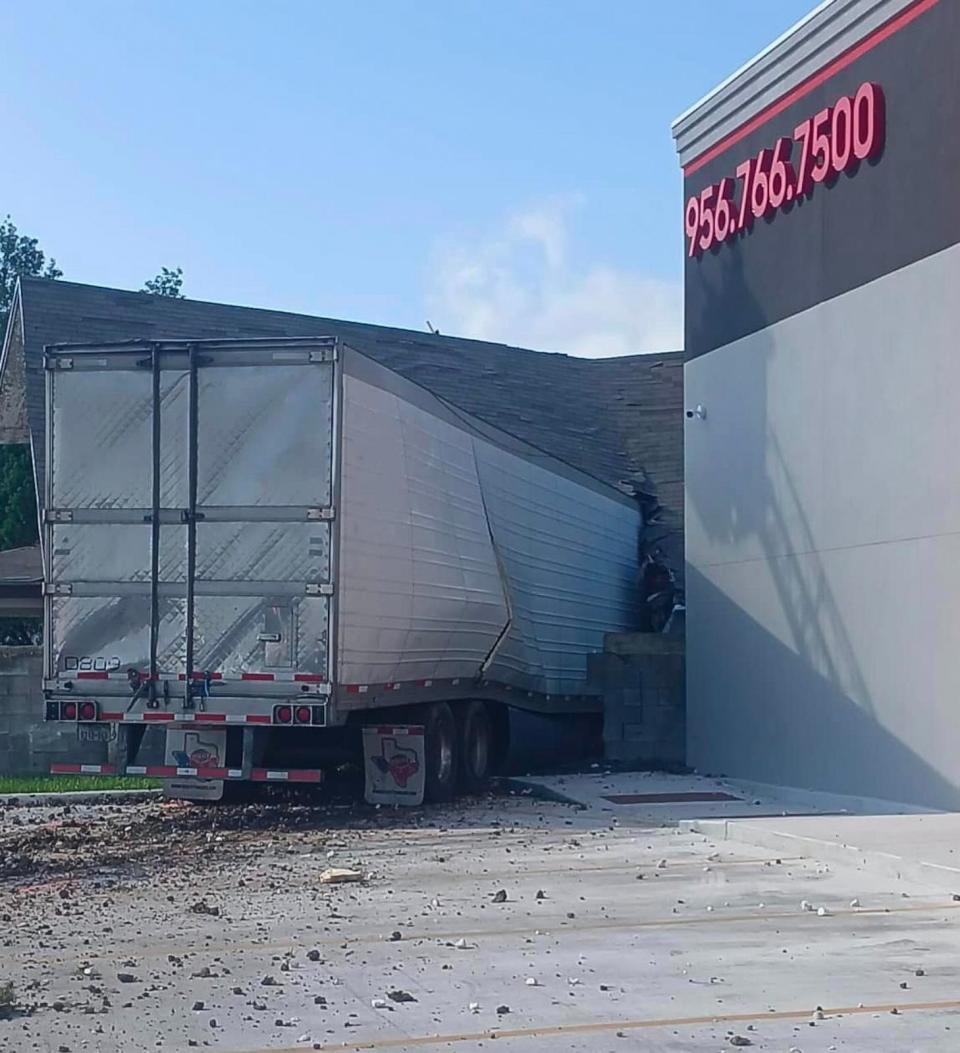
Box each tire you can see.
[459,701,491,794]
[423,702,458,803]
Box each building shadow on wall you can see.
[687,564,960,810]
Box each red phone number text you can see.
[685,81,885,257]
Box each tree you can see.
[0,217,61,554]
[142,266,184,298]
[0,215,62,334]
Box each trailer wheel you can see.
[459,701,491,794]
[423,702,457,803]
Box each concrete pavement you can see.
[3,780,960,1050]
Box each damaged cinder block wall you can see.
[591,632,685,766]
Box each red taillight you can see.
[274,705,292,724]
[62,701,78,720]
[78,701,97,721]
[295,705,312,724]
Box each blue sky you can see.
[2,1,812,355]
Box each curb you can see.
[0,788,163,809]
[497,777,587,809]
[682,817,960,894]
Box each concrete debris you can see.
[468,1001,480,1012]
[188,899,220,916]
[524,977,538,986]
[386,989,417,1003]
[387,930,403,941]
[492,889,508,903]
[319,867,364,884]
[850,898,861,907]
[813,1007,825,1020]
[729,1037,752,1047]
[535,889,546,899]
[656,859,667,869]
[305,949,322,961]
[116,974,138,984]
[800,900,813,912]
[496,1004,511,1014]
[371,997,390,1010]
[817,907,828,917]
[916,968,926,976]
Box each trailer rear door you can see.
[44,338,338,705]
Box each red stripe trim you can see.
[177,672,224,681]
[245,714,271,724]
[76,671,109,680]
[683,0,940,176]
[293,674,326,683]
[201,713,226,722]
[142,765,231,778]
[101,712,124,721]
[241,672,274,681]
[143,712,176,721]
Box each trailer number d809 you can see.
[62,656,121,673]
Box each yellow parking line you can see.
[255,997,960,1051]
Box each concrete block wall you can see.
[0,647,107,775]
[593,632,685,767]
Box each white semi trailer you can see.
[43,336,641,800]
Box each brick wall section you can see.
[0,647,107,774]
[591,632,686,766]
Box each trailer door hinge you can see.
[307,507,336,521]
[46,356,74,370]
[305,583,335,597]
[44,582,73,596]
[46,509,74,523]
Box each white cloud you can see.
[425,199,682,358]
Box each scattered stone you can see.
[915,968,926,977]
[314,995,327,1005]
[535,890,546,899]
[387,989,416,1003]
[850,898,860,908]
[306,949,322,962]
[899,982,908,989]
[730,1037,753,1047]
[191,1001,204,1011]
[371,997,390,1010]
[188,900,220,917]
[261,976,279,987]
[524,977,538,986]
[496,1005,510,1014]
[319,867,364,884]
[116,974,138,984]
[387,931,402,942]
[492,889,507,903]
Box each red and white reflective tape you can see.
[98,712,273,724]
[251,768,322,783]
[60,670,327,684]
[51,763,324,782]
[50,763,118,775]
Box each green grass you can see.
[0,774,161,794]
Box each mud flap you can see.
[163,726,227,801]
[362,725,425,806]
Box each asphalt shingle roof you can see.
[7,278,684,540]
